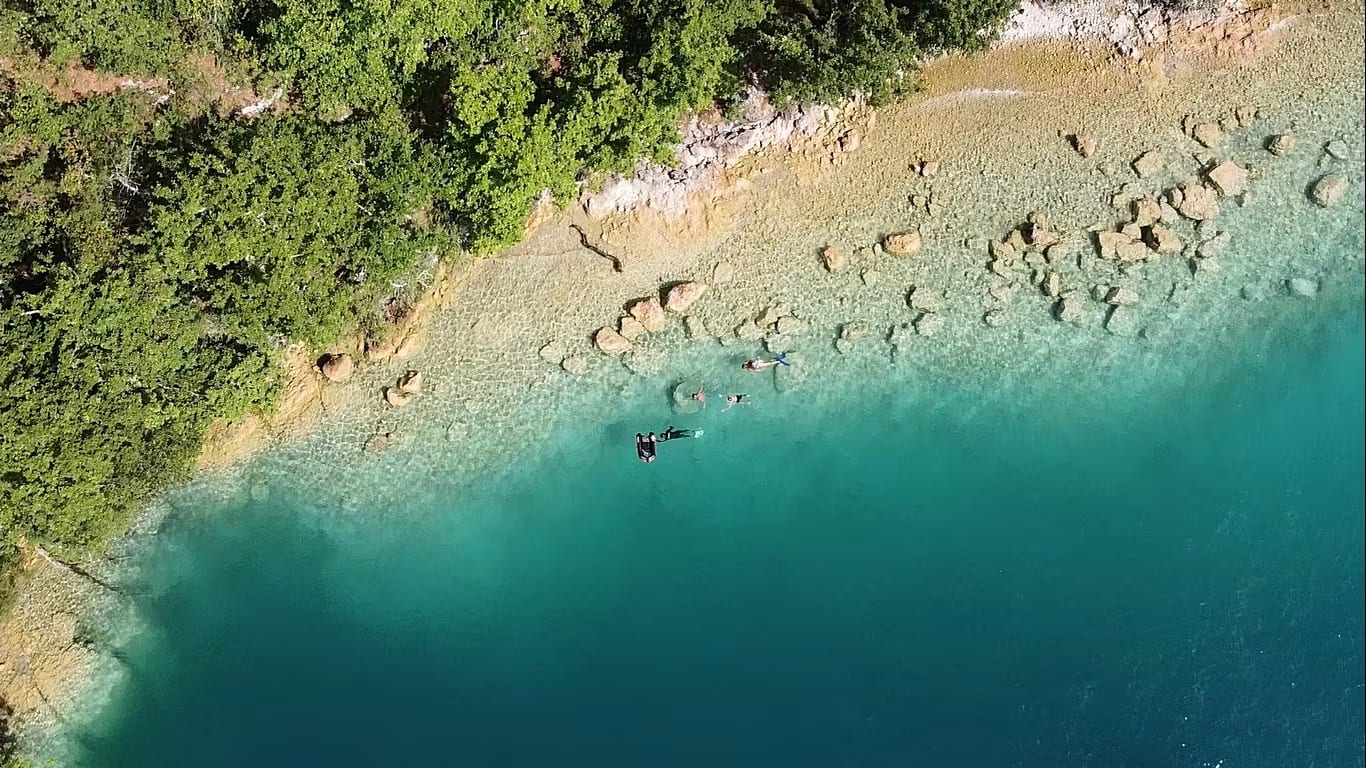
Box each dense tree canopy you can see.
[0,0,1020,576]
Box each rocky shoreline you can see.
[2,0,1362,752]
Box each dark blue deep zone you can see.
[81,311,1364,768]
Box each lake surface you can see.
[74,297,1364,767]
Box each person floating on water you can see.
[691,384,706,409]
[659,425,703,441]
[635,432,657,463]
[742,352,790,372]
[722,394,748,412]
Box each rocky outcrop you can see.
[664,281,708,313]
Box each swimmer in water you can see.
[691,384,706,409]
[722,394,748,412]
[658,425,702,441]
[742,352,790,372]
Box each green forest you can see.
[0,0,1019,581]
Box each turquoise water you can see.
[70,299,1363,767]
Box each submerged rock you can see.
[623,348,666,376]
[1192,122,1223,148]
[821,245,848,273]
[1055,294,1085,323]
[538,342,565,365]
[1104,286,1139,306]
[561,356,589,376]
[618,316,647,342]
[629,297,668,333]
[712,261,736,285]
[1177,183,1220,220]
[1324,139,1351,160]
[906,286,944,313]
[1309,174,1346,207]
[776,315,806,336]
[1266,134,1295,156]
[1072,133,1098,158]
[1104,306,1138,336]
[594,327,631,354]
[1132,150,1164,178]
[983,309,1008,328]
[1206,160,1249,197]
[883,230,923,255]
[664,281,708,313]
[913,312,944,337]
[1144,224,1183,254]
[397,370,423,394]
[1287,277,1320,297]
[684,315,711,340]
[384,387,414,407]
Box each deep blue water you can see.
[77,307,1364,768]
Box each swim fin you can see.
[692,429,704,438]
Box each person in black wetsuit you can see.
[658,425,698,442]
[635,432,657,463]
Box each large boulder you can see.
[1310,175,1346,207]
[628,297,667,333]
[1177,183,1220,220]
[1206,160,1249,197]
[883,231,923,255]
[594,327,631,354]
[664,281,708,313]
[397,370,424,394]
[1132,150,1164,178]
[319,353,354,382]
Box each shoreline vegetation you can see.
[0,0,1026,596]
[1,0,1361,759]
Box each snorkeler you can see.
[742,352,790,372]
[691,384,706,409]
[635,432,657,463]
[658,425,703,441]
[722,394,748,412]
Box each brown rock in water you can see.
[1206,160,1250,197]
[1055,294,1085,323]
[1042,272,1062,298]
[1310,174,1346,207]
[1144,224,1183,254]
[1096,231,1132,258]
[1132,198,1162,227]
[1072,133,1098,158]
[1178,184,1220,220]
[821,245,848,273]
[1104,286,1139,306]
[920,160,942,177]
[989,240,1017,260]
[1192,122,1223,148]
[664,281,708,313]
[1132,150,1164,178]
[913,312,944,337]
[618,316,647,341]
[629,297,667,333]
[319,353,354,382]
[884,231,923,255]
[1266,134,1295,156]
[594,327,631,354]
[384,387,414,407]
[397,370,423,394]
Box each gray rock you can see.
[1104,306,1138,336]
[734,318,766,341]
[907,286,944,312]
[712,261,736,284]
[1310,174,1346,207]
[1206,160,1250,197]
[1240,283,1268,301]
[685,315,711,340]
[913,312,945,337]
[1325,139,1351,160]
[983,309,1008,328]
[1287,277,1319,297]
[1104,286,1139,306]
[1055,294,1085,323]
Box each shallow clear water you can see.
[71,295,1364,767]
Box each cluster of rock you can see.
[592,281,711,358]
[384,370,424,407]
